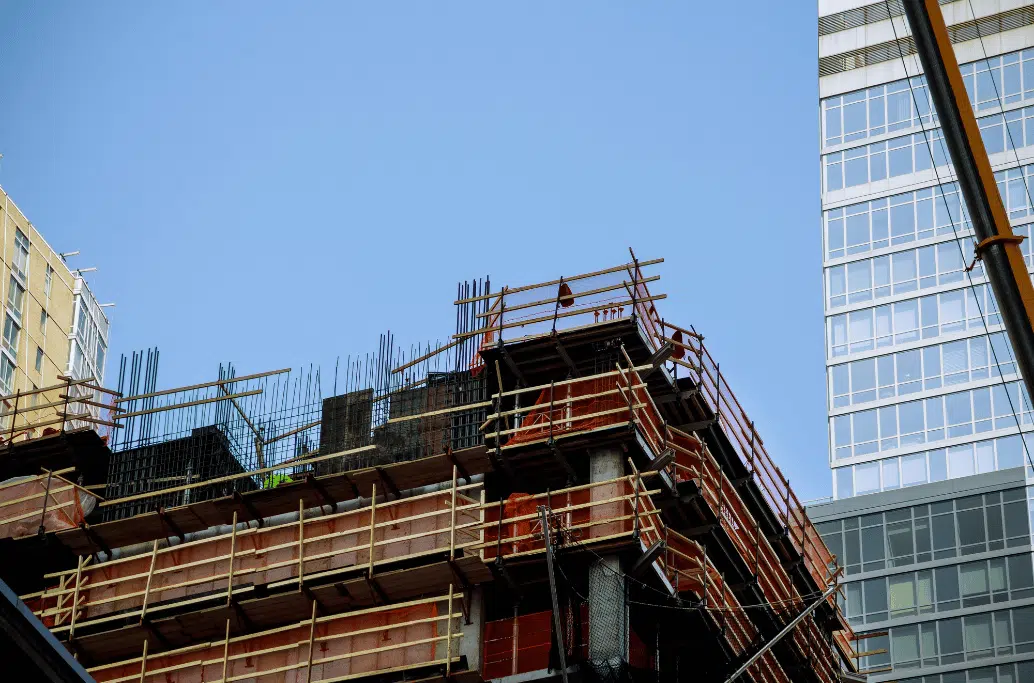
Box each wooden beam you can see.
[367,484,377,576]
[298,499,305,588]
[99,444,377,507]
[453,293,667,341]
[139,540,159,623]
[115,367,290,404]
[453,257,664,304]
[226,511,238,606]
[116,389,263,420]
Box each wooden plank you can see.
[492,364,652,399]
[452,293,667,340]
[453,257,664,304]
[391,338,463,375]
[261,419,321,447]
[139,540,159,622]
[481,384,646,426]
[305,600,317,683]
[137,639,147,683]
[449,467,457,560]
[99,444,378,507]
[485,404,645,439]
[367,484,377,575]
[115,368,290,404]
[445,585,453,676]
[474,275,662,319]
[298,499,305,587]
[221,619,231,683]
[116,389,263,420]
[227,511,237,605]
[387,401,492,425]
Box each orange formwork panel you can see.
[482,608,585,679]
[88,593,463,683]
[30,483,484,634]
[0,471,97,540]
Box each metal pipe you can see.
[539,505,569,683]
[723,583,839,683]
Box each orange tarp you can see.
[0,474,94,540]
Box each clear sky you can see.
[0,3,828,498]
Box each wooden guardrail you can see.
[87,593,464,683]
[26,468,481,636]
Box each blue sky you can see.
[0,3,828,497]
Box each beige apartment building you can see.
[0,185,109,400]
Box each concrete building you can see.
[815,1,1034,680]
[0,185,109,398]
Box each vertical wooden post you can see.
[37,469,54,536]
[305,599,318,683]
[449,465,458,560]
[445,585,454,676]
[367,484,377,576]
[54,574,68,626]
[139,540,159,622]
[138,638,148,683]
[701,543,708,608]
[220,618,231,683]
[8,390,19,443]
[479,489,486,562]
[298,498,305,589]
[68,555,83,640]
[632,468,641,539]
[226,511,238,605]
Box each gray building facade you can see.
[811,470,1034,681]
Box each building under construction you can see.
[0,255,868,682]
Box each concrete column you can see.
[459,587,484,673]
[587,445,626,666]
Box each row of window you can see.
[823,76,934,147]
[996,164,1034,221]
[1,229,34,395]
[832,434,1031,499]
[825,185,966,261]
[825,105,1034,194]
[832,380,1032,460]
[817,489,1029,575]
[897,661,1034,683]
[861,605,1034,672]
[824,130,949,192]
[826,237,979,310]
[839,554,1034,626]
[73,295,106,378]
[830,333,1016,409]
[828,285,999,359]
[822,48,1034,148]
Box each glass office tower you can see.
[812,2,1034,681]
